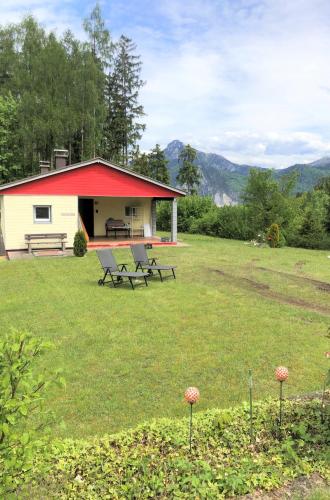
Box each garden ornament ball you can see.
[275,366,289,382]
[184,387,200,404]
[184,387,200,453]
[275,366,288,438]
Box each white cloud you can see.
[0,0,85,36]
[137,0,330,166]
[201,131,330,168]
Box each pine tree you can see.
[148,144,169,184]
[299,191,328,241]
[130,146,151,177]
[103,35,145,165]
[0,93,21,183]
[242,169,294,233]
[177,144,200,194]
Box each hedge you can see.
[27,397,329,498]
[156,195,330,249]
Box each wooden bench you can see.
[105,219,130,238]
[25,233,67,253]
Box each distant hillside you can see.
[274,159,330,193]
[164,140,330,205]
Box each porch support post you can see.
[171,198,177,243]
[151,199,157,236]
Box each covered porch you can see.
[78,196,178,245]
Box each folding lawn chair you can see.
[130,244,176,281]
[97,249,149,290]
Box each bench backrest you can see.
[25,233,67,240]
[105,219,125,228]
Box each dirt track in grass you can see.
[256,266,330,293]
[212,269,330,315]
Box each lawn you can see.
[0,234,329,438]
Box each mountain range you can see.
[164,140,330,205]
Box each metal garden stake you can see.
[249,369,254,444]
[184,387,200,452]
[275,366,289,439]
[321,352,330,423]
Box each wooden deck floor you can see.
[87,236,176,249]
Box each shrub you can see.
[267,223,280,248]
[73,230,87,257]
[278,229,287,247]
[191,205,255,241]
[0,329,63,495]
[287,233,330,250]
[158,196,255,241]
[30,398,329,498]
[215,205,255,240]
[189,209,218,235]
[287,191,330,249]
[157,196,216,232]
[157,191,329,251]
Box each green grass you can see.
[0,234,329,438]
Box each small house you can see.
[0,153,185,253]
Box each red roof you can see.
[0,158,185,198]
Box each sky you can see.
[2,0,330,168]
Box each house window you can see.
[125,206,137,217]
[33,205,52,223]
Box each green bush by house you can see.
[267,223,280,248]
[73,230,87,257]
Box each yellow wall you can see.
[0,195,5,244]
[91,197,152,236]
[2,195,78,250]
[1,195,153,249]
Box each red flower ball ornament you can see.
[184,387,200,404]
[275,366,289,382]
